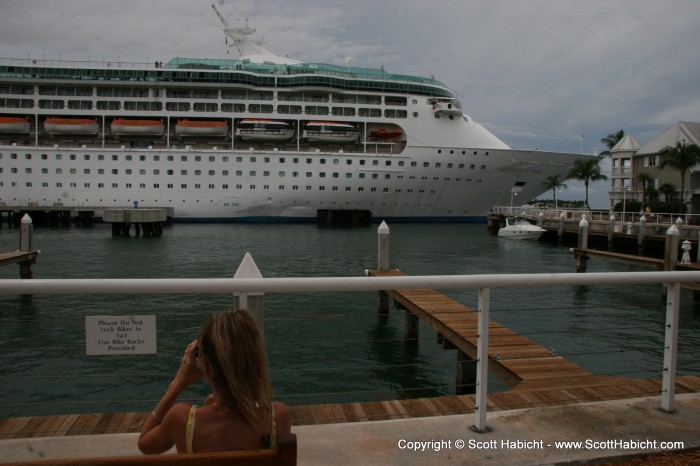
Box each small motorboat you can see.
[497,217,546,240]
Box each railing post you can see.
[661,281,680,412]
[472,287,490,433]
[233,252,265,334]
[377,221,390,315]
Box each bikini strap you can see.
[185,405,197,453]
[270,403,277,450]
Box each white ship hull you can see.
[0,141,579,222]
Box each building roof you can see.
[611,134,641,152]
[636,121,700,155]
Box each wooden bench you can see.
[2,433,296,466]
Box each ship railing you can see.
[0,263,696,433]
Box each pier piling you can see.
[19,214,34,279]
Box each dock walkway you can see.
[368,268,640,392]
[0,252,37,268]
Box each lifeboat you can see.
[0,116,30,134]
[175,120,229,137]
[111,119,164,136]
[236,119,294,141]
[369,127,403,140]
[44,117,98,135]
[304,121,358,143]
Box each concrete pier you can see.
[102,208,169,237]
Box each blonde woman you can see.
[138,310,291,454]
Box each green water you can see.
[1,223,699,417]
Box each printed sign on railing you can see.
[85,316,157,355]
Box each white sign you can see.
[85,315,156,355]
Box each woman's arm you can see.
[138,340,203,454]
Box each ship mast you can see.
[211,4,299,65]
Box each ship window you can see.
[97,169,104,174]
[332,173,339,178]
[153,169,160,175]
[181,184,187,189]
[84,169,91,174]
[112,183,118,188]
[222,170,229,176]
[140,169,146,175]
[55,154,61,160]
[372,174,378,179]
[236,157,243,162]
[333,159,339,165]
[112,169,118,174]
[250,157,256,162]
[293,158,299,163]
[195,170,202,176]
[386,161,392,166]
[41,154,47,159]
[305,172,312,177]
[346,160,352,165]
[470,164,475,169]
[359,173,365,179]
[181,156,188,161]
[359,160,365,165]
[194,184,201,189]
[140,183,146,188]
[385,174,391,179]
[112,155,118,161]
[358,187,364,192]
[249,171,256,176]
[306,186,312,191]
[481,165,486,170]
[26,168,33,174]
[236,184,242,189]
[345,187,351,191]
[411,162,417,167]
[42,168,48,174]
[70,154,76,160]
[25,153,31,160]
[436,163,441,168]
[236,170,242,176]
[56,182,62,187]
[167,170,174,175]
[447,163,453,168]
[181,170,188,175]
[423,162,429,167]
[209,170,216,176]
[154,155,160,161]
[345,173,352,178]
[223,184,229,189]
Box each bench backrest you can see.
[3,433,296,466]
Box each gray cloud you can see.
[1,0,698,207]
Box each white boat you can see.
[0,6,595,222]
[236,119,295,141]
[304,121,359,143]
[498,217,546,240]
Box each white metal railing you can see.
[1,269,697,432]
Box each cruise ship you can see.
[0,7,592,222]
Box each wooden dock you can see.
[0,251,37,279]
[1,376,699,439]
[368,269,654,392]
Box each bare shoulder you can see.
[272,401,292,434]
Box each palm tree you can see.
[658,141,700,212]
[659,183,676,202]
[599,129,625,157]
[541,175,567,208]
[567,158,609,209]
[635,172,655,204]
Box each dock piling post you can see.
[664,224,680,272]
[377,221,390,315]
[557,213,565,241]
[537,211,544,227]
[638,215,646,251]
[233,252,265,334]
[607,214,615,248]
[19,214,34,279]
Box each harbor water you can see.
[1,222,699,418]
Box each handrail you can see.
[2,270,700,295]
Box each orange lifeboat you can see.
[175,119,229,137]
[111,118,164,136]
[44,117,98,135]
[369,127,402,140]
[0,116,30,134]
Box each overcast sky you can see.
[1,0,699,207]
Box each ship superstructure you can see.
[0,7,589,221]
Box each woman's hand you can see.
[173,340,204,389]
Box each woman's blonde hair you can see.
[197,309,273,426]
